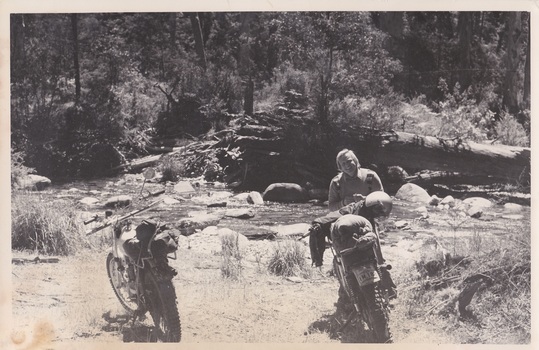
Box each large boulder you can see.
[262,183,309,203]
[16,174,51,191]
[104,195,132,208]
[395,183,431,204]
[462,197,493,209]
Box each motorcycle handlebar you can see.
[142,188,165,199]
[84,214,99,225]
[85,199,163,235]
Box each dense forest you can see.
[10,12,530,182]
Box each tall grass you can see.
[267,239,311,278]
[220,232,243,280]
[11,193,92,255]
[397,218,531,343]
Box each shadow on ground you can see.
[102,310,159,342]
[308,303,376,343]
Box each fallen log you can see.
[374,131,530,185]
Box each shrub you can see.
[158,155,186,182]
[220,232,243,280]
[11,150,35,189]
[494,111,529,147]
[11,193,92,255]
[268,240,311,278]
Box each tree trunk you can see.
[377,12,404,39]
[502,12,523,114]
[71,14,81,103]
[239,12,255,116]
[523,14,530,110]
[189,13,207,71]
[457,12,473,89]
[373,131,530,184]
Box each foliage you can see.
[267,239,311,278]
[11,193,92,255]
[399,213,531,343]
[494,110,529,147]
[11,150,35,188]
[220,231,243,280]
[433,79,494,141]
[10,12,531,181]
[158,155,187,183]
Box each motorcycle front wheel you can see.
[143,270,182,342]
[106,253,138,314]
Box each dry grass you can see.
[394,218,531,344]
[267,239,312,278]
[220,231,244,280]
[11,192,98,256]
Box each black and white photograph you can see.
[1,1,534,348]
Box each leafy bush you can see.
[331,92,404,131]
[268,240,311,278]
[158,155,187,183]
[220,232,243,280]
[11,193,92,255]
[11,150,35,188]
[434,79,494,141]
[494,111,529,147]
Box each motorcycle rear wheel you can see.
[143,270,182,342]
[359,283,391,343]
[106,253,138,314]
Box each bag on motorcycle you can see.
[122,220,158,259]
[151,229,179,258]
[136,220,158,241]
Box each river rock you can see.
[415,206,429,218]
[79,197,100,206]
[395,220,409,229]
[264,223,311,238]
[225,208,255,219]
[248,191,264,205]
[104,195,132,208]
[440,195,456,207]
[232,193,251,202]
[503,203,523,212]
[174,181,197,195]
[192,191,234,205]
[463,197,492,209]
[467,206,483,218]
[177,214,221,236]
[395,183,431,204]
[162,195,181,205]
[262,183,309,203]
[16,174,51,191]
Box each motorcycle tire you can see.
[143,270,182,342]
[360,283,391,343]
[106,253,138,314]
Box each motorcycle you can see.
[84,168,181,342]
[330,235,392,343]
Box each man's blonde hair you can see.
[336,149,360,172]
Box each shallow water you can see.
[46,175,531,243]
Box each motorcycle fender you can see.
[351,264,380,287]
